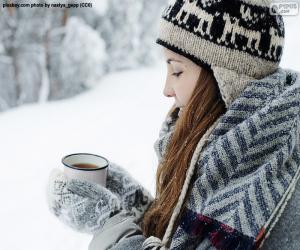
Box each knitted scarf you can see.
[148,67,300,250]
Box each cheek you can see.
[174,78,196,104]
[180,74,198,97]
[186,72,199,90]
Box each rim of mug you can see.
[62,153,109,171]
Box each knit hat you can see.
[156,0,285,108]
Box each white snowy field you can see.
[0,14,299,250]
[0,62,173,250]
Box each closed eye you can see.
[172,72,182,77]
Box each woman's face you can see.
[163,48,202,108]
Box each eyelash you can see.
[172,72,182,77]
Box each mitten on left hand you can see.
[106,162,154,222]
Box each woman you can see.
[47,0,300,249]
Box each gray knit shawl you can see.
[150,67,300,249]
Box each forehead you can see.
[163,48,185,60]
[163,48,190,69]
[162,47,203,73]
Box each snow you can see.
[281,14,300,72]
[91,0,108,15]
[0,43,4,54]
[0,14,299,250]
[0,62,172,250]
[60,17,107,88]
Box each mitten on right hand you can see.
[46,169,122,234]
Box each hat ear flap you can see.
[211,65,256,109]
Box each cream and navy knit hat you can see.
[156,0,285,108]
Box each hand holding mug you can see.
[46,153,154,234]
[46,153,122,234]
[62,153,154,221]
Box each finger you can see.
[106,163,139,192]
[107,162,128,180]
[67,178,111,200]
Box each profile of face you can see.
[163,48,202,108]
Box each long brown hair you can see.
[141,66,227,245]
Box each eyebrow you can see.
[167,58,183,64]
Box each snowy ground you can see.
[0,62,173,250]
[0,14,299,250]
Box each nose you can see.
[163,80,176,98]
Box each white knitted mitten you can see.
[47,169,122,234]
[106,162,154,222]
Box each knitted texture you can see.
[47,169,122,234]
[156,0,285,108]
[151,67,300,249]
[105,161,154,223]
[47,162,154,234]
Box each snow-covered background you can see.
[0,2,299,250]
[0,63,172,250]
[0,0,167,111]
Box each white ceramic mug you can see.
[62,153,109,187]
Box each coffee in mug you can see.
[62,153,109,187]
[72,163,99,169]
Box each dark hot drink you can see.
[62,153,109,186]
[73,163,99,169]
